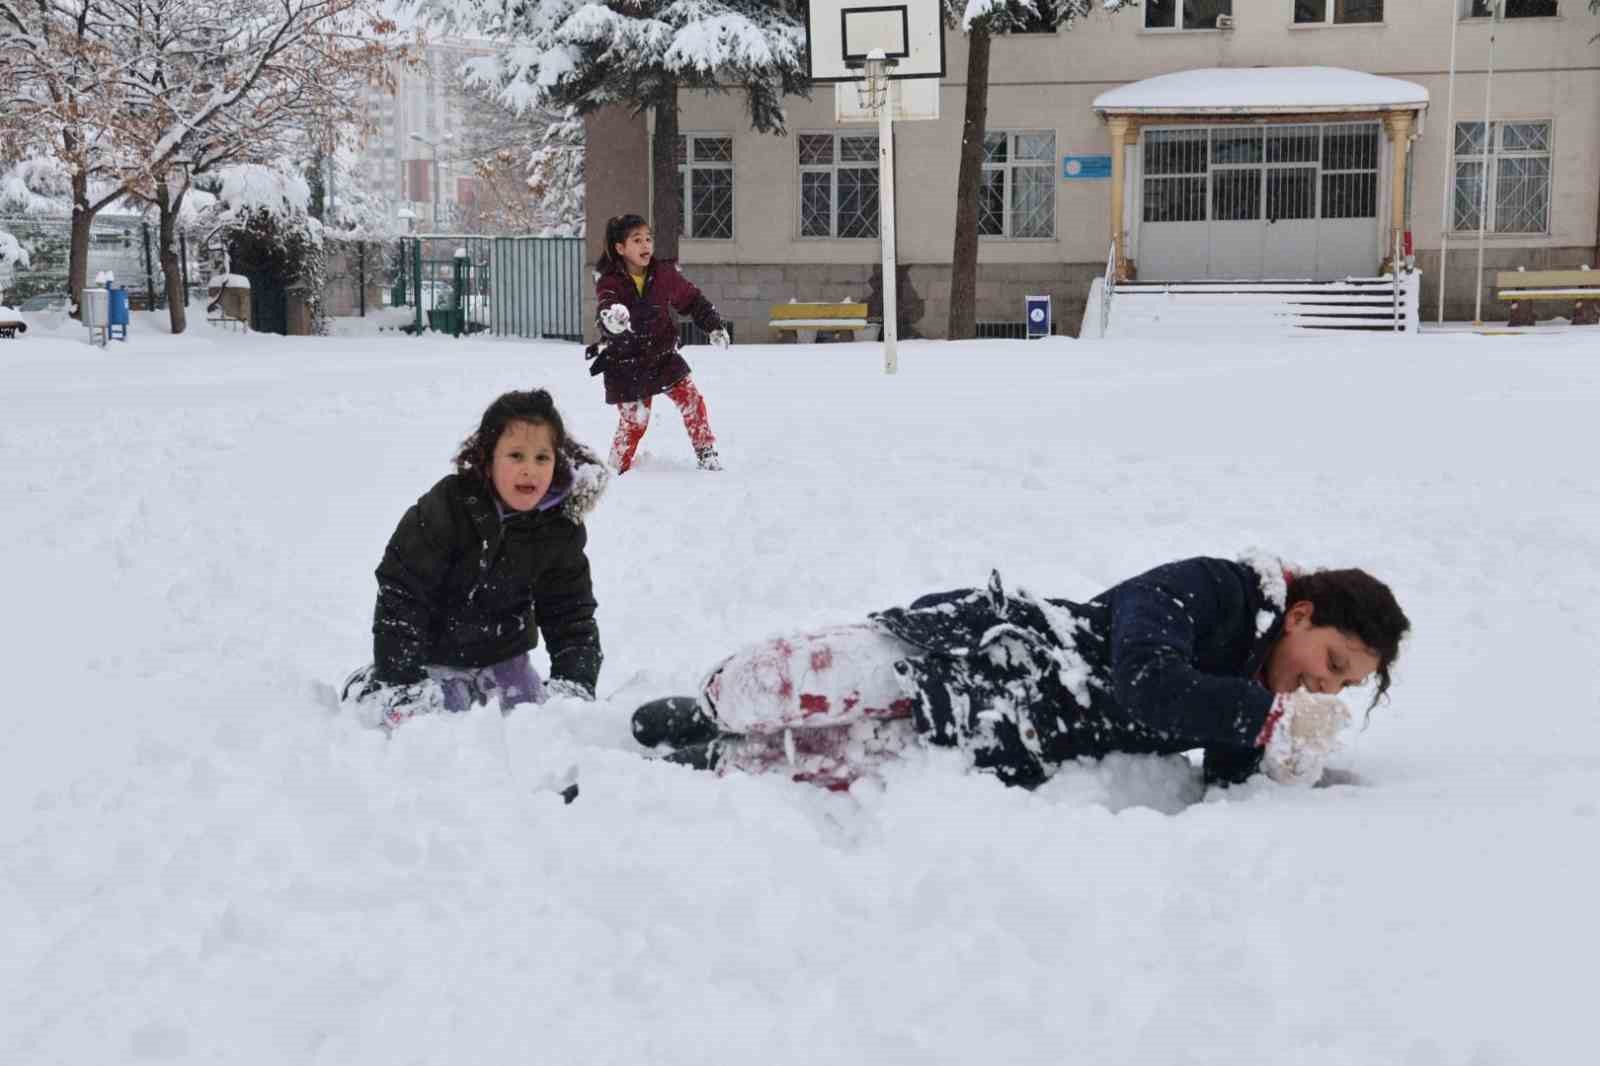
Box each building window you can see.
[677,134,734,240]
[797,132,879,239]
[1453,121,1551,234]
[1143,129,1208,222]
[1295,0,1383,23]
[1145,0,1231,30]
[1467,1,1557,16]
[979,131,1057,238]
[1008,0,1058,33]
[1320,123,1379,219]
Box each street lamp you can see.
[408,131,452,230]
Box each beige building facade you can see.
[586,1,1600,338]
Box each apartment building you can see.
[584,1,1599,337]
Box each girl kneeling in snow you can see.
[587,214,729,473]
[343,390,608,729]
[632,555,1409,789]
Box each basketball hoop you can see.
[852,54,895,115]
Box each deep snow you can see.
[3,315,1597,1065]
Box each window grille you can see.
[1145,0,1231,30]
[678,134,734,240]
[979,131,1056,239]
[798,132,880,239]
[1453,121,1551,234]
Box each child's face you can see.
[490,419,558,512]
[1265,602,1380,695]
[615,226,653,273]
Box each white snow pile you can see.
[1095,66,1429,113]
[3,325,1598,1065]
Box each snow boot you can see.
[632,696,722,748]
[695,445,723,471]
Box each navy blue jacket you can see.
[873,556,1283,787]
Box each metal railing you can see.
[396,234,585,340]
[1099,238,1118,338]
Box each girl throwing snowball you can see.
[343,389,608,728]
[587,213,729,473]
[632,554,1409,791]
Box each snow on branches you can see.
[412,0,809,132]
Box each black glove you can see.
[584,342,609,377]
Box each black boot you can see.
[632,696,722,748]
[662,738,730,772]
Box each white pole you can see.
[872,56,898,375]
[1473,16,1497,325]
[1436,2,1461,324]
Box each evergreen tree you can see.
[411,0,810,257]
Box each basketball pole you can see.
[868,52,899,375]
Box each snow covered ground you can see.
[3,313,1597,1065]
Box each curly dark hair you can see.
[595,213,649,274]
[1286,568,1411,710]
[453,389,569,486]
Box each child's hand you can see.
[599,304,631,335]
[708,327,730,349]
[1260,689,1352,786]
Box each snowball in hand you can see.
[600,304,631,335]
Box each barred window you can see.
[677,134,734,240]
[1295,0,1384,24]
[1320,123,1379,220]
[978,131,1056,239]
[797,132,879,239]
[1142,129,1207,223]
[1453,121,1551,234]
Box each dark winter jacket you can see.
[591,258,723,405]
[871,556,1286,788]
[371,439,609,693]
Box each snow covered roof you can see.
[1094,67,1428,115]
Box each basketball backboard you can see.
[804,0,946,83]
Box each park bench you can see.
[1496,267,1599,327]
[769,300,870,343]
[0,318,26,339]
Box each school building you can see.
[584,2,1600,338]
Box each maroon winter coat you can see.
[593,258,723,405]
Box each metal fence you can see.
[395,234,585,341]
[0,215,193,308]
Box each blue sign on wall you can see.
[1061,155,1112,181]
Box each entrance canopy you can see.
[1093,67,1428,116]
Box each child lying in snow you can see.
[342,389,607,729]
[631,554,1409,790]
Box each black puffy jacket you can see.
[371,440,608,692]
[872,556,1286,787]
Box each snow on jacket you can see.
[592,258,723,405]
[371,438,609,692]
[871,555,1287,788]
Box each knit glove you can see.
[708,327,730,349]
[1259,689,1352,786]
[599,304,631,335]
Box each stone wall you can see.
[685,259,1105,343]
[1413,244,1599,325]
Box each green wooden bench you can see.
[769,300,870,343]
[1496,267,1599,326]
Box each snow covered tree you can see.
[523,109,585,236]
[411,0,809,257]
[0,0,409,328]
[942,1,1122,339]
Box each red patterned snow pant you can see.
[610,376,716,473]
[701,625,921,791]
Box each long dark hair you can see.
[1286,568,1410,709]
[595,213,649,274]
[454,389,569,485]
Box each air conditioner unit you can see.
[1216,14,1236,30]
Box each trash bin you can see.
[81,287,110,347]
[107,283,130,341]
